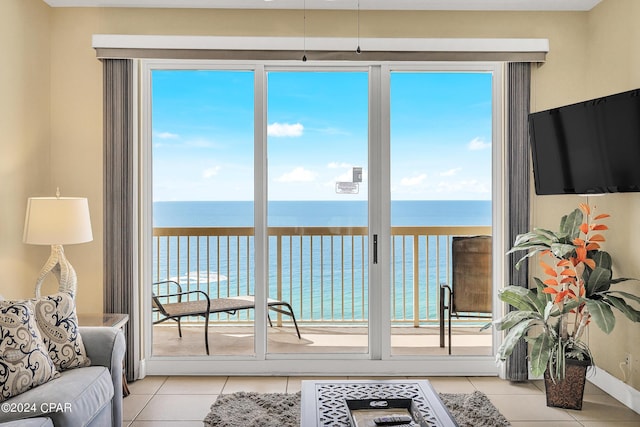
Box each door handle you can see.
[373,234,378,264]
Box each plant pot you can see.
[543,358,590,410]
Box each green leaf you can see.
[591,251,612,270]
[534,277,553,305]
[586,267,613,295]
[532,227,561,243]
[561,299,580,314]
[604,290,640,306]
[496,319,540,361]
[610,277,636,285]
[493,310,542,331]
[529,333,553,378]
[512,250,539,270]
[550,243,576,259]
[586,299,615,334]
[499,286,545,313]
[543,301,554,322]
[604,295,640,322]
[559,208,583,239]
[511,230,554,248]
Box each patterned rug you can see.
[204,390,510,427]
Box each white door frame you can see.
[139,59,505,377]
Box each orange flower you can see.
[579,203,591,215]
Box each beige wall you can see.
[0,0,53,300]
[584,0,640,390]
[2,0,638,388]
[530,0,640,390]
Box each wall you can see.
[530,0,640,391]
[0,0,52,299]
[4,0,638,387]
[585,0,640,390]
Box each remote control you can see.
[373,415,413,426]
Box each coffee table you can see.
[300,379,457,426]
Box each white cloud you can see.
[440,168,462,177]
[155,131,179,139]
[202,166,221,179]
[400,174,427,186]
[276,167,316,182]
[468,137,491,150]
[268,122,304,137]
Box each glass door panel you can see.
[389,72,493,356]
[266,71,369,354]
[151,70,255,357]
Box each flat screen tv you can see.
[528,88,640,195]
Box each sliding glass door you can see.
[144,61,502,372]
[266,70,369,355]
[389,71,494,356]
[150,69,256,357]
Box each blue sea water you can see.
[153,200,491,322]
[153,200,491,227]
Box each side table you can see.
[78,313,130,397]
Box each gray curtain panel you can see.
[103,58,137,383]
[506,62,531,382]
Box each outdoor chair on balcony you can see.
[439,235,492,355]
[152,280,301,355]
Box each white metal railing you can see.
[152,225,491,326]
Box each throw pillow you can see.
[0,300,59,402]
[34,292,91,371]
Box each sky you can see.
[152,69,492,201]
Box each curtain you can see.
[506,62,531,381]
[103,59,138,382]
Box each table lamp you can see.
[23,190,93,298]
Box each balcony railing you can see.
[152,225,491,326]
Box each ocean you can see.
[153,200,492,227]
[152,200,491,323]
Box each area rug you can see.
[203,390,510,427]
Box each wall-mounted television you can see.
[528,88,640,195]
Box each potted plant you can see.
[489,203,640,409]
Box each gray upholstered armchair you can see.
[0,327,126,427]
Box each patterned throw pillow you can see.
[34,292,91,371]
[0,300,59,402]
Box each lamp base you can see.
[34,244,78,298]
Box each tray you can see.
[345,398,428,427]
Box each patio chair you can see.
[439,235,492,355]
[152,280,301,355]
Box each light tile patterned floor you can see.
[123,375,640,426]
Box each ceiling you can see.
[43,0,603,11]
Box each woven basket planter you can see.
[543,358,590,410]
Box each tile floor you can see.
[123,375,640,426]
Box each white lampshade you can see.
[23,197,93,245]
